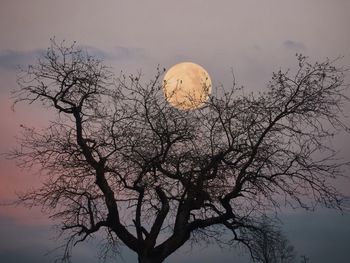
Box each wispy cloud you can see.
[283,40,306,51]
[0,49,44,70]
[0,46,144,71]
[84,45,144,62]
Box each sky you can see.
[0,0,350,262]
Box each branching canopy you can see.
[10,40,349,263]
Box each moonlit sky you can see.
[1,1,350,262]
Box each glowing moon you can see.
[163,62,212,110]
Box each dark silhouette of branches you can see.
[241,216,296,263]
[9,39,349,263]
[300,255,310,263]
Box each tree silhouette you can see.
[300,255,310,263]
[244,216,296,263]
[10,40,349,263]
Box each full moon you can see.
[163,62,212,110]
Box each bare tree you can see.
[10,39,349,263]
[300,255,310,263]
[243,216,296,263]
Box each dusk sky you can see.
[1,1,350,262]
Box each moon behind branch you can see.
[163,62,212,110]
